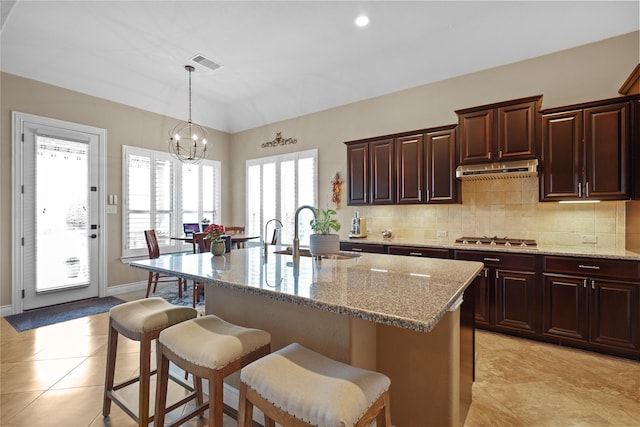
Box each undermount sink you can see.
[273,248,362,260]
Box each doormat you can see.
[5,296,124,332]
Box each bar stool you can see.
[238,343,392,427]
[102,297,197,426]
[154,314,271,427]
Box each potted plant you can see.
[204,223,226,255]
[309,208,341,255]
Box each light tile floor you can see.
[1,289,639,426]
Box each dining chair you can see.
[191,232,211,307]
[225,226,245,249]
[143,230,185,298]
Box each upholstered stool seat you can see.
[238,342,392,427]
[154,314,271,427]
[103,297,197,426]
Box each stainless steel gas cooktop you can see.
[455,236,537,249]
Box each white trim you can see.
[11,111,107,315]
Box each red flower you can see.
[204,224,225,242]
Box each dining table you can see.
[171,234,260,251]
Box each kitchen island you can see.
[130,246,483,426]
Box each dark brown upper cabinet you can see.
[425,126,457,203]
[345,125,457,206]
[456,95,542,165]
[540,95,638,201]
[370,138,395,204]
[346,142,369,205]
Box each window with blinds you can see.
[246,149,317,246]
[123,146,221,257]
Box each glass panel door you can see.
[35,136,90,291]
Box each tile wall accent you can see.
[626,201,640,252]
[350,177,630,250]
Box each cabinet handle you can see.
[578,182,582,197]
[426,189,430,202]
[578,264,600,270]
[483,257,500,262]
[583,279,587,288]
[496,271,499,279]
[585,182,590,198]
[591,280,595,289]
[484,269,488,278]
[409,252,423,256]
[499,150,503,158]
[351,248,363,252]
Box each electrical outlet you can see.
[437,230,448,238]
[581,235,597,244]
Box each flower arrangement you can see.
[203,223,225,242]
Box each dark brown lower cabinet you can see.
[494,269,538,334]
[455,251,539,336]
[543,273,640,357]
[339,241,386,253]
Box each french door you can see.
[13,112,106,311]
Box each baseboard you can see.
[0,305,13,317]
[105,280,148,297]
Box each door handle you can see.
[90,234,98,239]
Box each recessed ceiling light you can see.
[354,15,369,27]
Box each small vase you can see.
[309,234,340,256]
[211,241,225,256]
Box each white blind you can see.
[246,149,317,245]
[123,146,221,257]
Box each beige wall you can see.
[0,74,232,306]
[229,31,639,247]
[1,31,638,308]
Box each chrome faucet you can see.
[293,205,317,261]
[263,218,283,257]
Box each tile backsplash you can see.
[345,177,632,250]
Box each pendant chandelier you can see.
[168,65,208,163]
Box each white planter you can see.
[309,234,340,256]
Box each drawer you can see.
[388,246,451,259]
[454,250,536,270]
[340,242,386,254]
[543,256,640,280]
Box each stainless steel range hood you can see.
[456,159,538,181]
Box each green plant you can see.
[309,208,341,235]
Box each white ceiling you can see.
[1,1,638,133]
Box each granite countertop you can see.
[342,236,640,261]
[130,246,483,333]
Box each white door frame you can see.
[11,111,107,314]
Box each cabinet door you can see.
[542,274,589,342]
[346,142,368,205]
[388,246,451,259]
[494,269,538,334]
[584,102,630,200]
[370,139,395,204]
[339,241,386,253]
[590,278,639,352]
[540,110,582,201]
[458,109,493,164]
[396,134,423,204]
[497,101,537,160]
[425,127,457,203]
[474,269,491,327]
